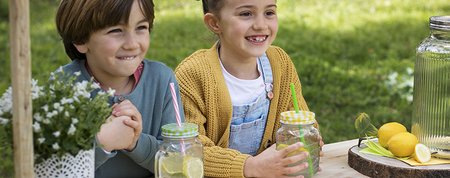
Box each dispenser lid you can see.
[430,16,450,31]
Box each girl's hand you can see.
[112,100,142,151]
[97,115,134,152]
[244,143,309,178]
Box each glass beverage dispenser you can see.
[412,16,450,159]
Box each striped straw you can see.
[169,83,182,127]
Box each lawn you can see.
[1,0,450,176]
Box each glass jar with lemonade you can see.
[155,123,203,178]
[276,111,320,178]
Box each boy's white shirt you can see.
[219,58,266,106]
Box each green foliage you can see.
[0,0,449,174]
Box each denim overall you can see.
[228,53,273,156]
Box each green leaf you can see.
[363,139,394,158]
[354,112,378,138]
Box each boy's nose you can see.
[122,33,140,50]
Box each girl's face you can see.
[215,0,278,60]
[75,0,150,81]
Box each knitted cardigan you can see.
[175,43,309,177]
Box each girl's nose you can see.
[253,15,268,30]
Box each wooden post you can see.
[9,0,34,177]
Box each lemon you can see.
[387,132,418,157]
[277,143,307,157]
[413,143,431,163]
[378,122,407,148]
[160,153,183,175]
[183,156,203,178]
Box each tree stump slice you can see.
[348,145,450,178]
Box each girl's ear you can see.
[74,43,88,54]
[203,13,221,34]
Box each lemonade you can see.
[155,123,203,178]
[158,153,203,178]
[276,111,320,178]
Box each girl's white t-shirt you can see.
[219,59,266,106]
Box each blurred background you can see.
[0,0,449,175]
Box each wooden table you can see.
[316,139,369,178]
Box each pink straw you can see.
[170,82,186,154]
[170,83,182,127]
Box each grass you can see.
[1,2,450,174]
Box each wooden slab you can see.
[348,145,450,178]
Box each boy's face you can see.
[215,0,278,60]
[75,0,150,81]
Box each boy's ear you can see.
[203,13,221,34]
[74,43,88,54]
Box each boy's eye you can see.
[107,28,122,33]
[137,25,149,30]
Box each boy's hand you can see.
[112,100,142,151]
[97,115,134,152]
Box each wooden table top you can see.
[315,139,369,178]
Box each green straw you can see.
[289,83,300,113]
[290,83,313,177]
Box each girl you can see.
[175,0,322,177]
[56,0,184,177]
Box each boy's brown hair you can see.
[56,0,154,60]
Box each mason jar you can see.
[276,111,320,178]
[412,16,450,159]
[154,123,203,178]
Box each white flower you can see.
[74,71,81,76]
[38,137,45,144]
[31,79,44,100]
[33,113,42,122]
[52,143,60,150]
[33,122,41,132]
[60,97,74,104]
[74,81,90,99]
[0,87,13,114]
[42,105,49,112]
[92,82,101,89]
[107,88,115,96]
[0,117,9,125]
[72,118,79,124]
[53,131,61,137]
[64,111,69,117]
[406,67,413,75]
[68,124,76,135]
[42,119,50,124]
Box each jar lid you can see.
[161,123,199,138]
[280,111,316,125]
[430,16,450,31]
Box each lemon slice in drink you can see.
[277,143,308,157]
[413,143,431,163]
[183,156,204,178]
[161,154,183,175]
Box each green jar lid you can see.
[280,111,316,125]
[161,123,199,138]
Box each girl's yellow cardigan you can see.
[175,43,309,177]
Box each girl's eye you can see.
[239,11,252,17]
[266,10,276,16]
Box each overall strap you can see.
[258,53,274,100]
